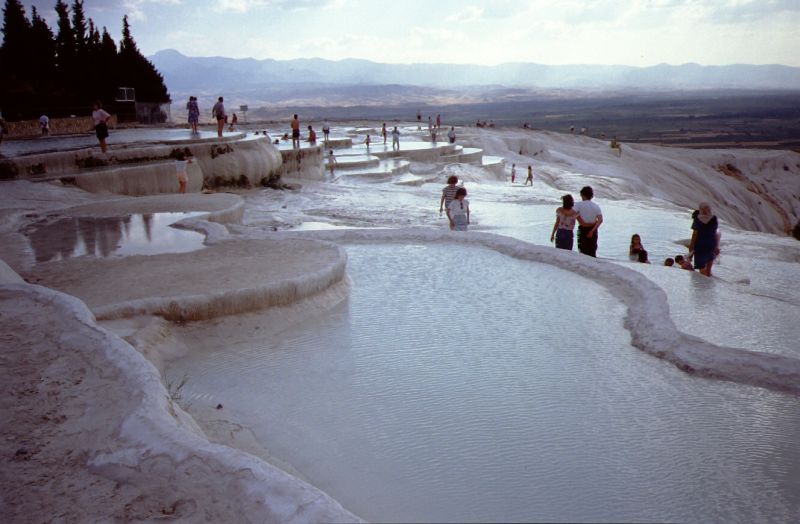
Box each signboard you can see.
[116,87,136,102]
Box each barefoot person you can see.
[574,186,603,257]
[439,175,459,215]
[381,122,387,144]
[91,100,111,153]
[447,187,470,231]
[291,114,301,148]
[510,163,516,184]
[327,149,337,176]
[688,203,721,276]
[322,120,331,144]
[307,125,317,144]
[174,149,192,194]
[524,165,533,186]
[391,126,401,150]
[39,114,50,136]
[186,96,200,134]
[550,194,578,250]
[212,97,226,137]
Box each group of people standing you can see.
[550,189,720,275]
[186,96,240,138]
[550,186,603,256]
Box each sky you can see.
[20,0,800,67]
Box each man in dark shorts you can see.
[291,114,300,148]
[212,97,226,138]
[573,186,603,257]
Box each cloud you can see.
[120,0,182,22]
[213,0,342,13]
[446,5,484,23]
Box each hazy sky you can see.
[22,0,800,66]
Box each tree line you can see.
[0,0,170,121]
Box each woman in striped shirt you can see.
[439,175,459,215]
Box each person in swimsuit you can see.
[212,97,226,137]
[291,114,301,148]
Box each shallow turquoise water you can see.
[170,243,800,523]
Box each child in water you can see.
[175,149,193,194]
[447,187,470,231]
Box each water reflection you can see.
[26,212,205,262]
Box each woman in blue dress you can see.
[186,96,200,134]
[688,202,721,276]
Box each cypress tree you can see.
[97,27,118,105]
[0,2,170,119]
[1,0,31,81]
[71,1,87,62]
[54,0,76,103]
[1,0,33,118]
[29,7,56,97]
[118,15,170,104]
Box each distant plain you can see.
[231,88,800,151]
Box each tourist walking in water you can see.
[447,187,470,231]
[574,186,603,257]
[91,100,111,153]
[439,175,459,215]
[436,114,441,129]
[229,112,238,131]
[382,122,387,144]
[291,114,301,148]
[327,149,337,177]
[391,126,401,150]
[688,202,721,276]
[550,194,578,250]
[365,134,371,149]
[322,120,330,144]
[447,126,456,144]
[186,96,200,134]
[524,165,534,186]
[511,163,516,183]
[212,97,226,137]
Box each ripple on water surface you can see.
[170,243,800,523]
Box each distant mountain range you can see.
[150,49,800,95]
[148,49,800,111]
